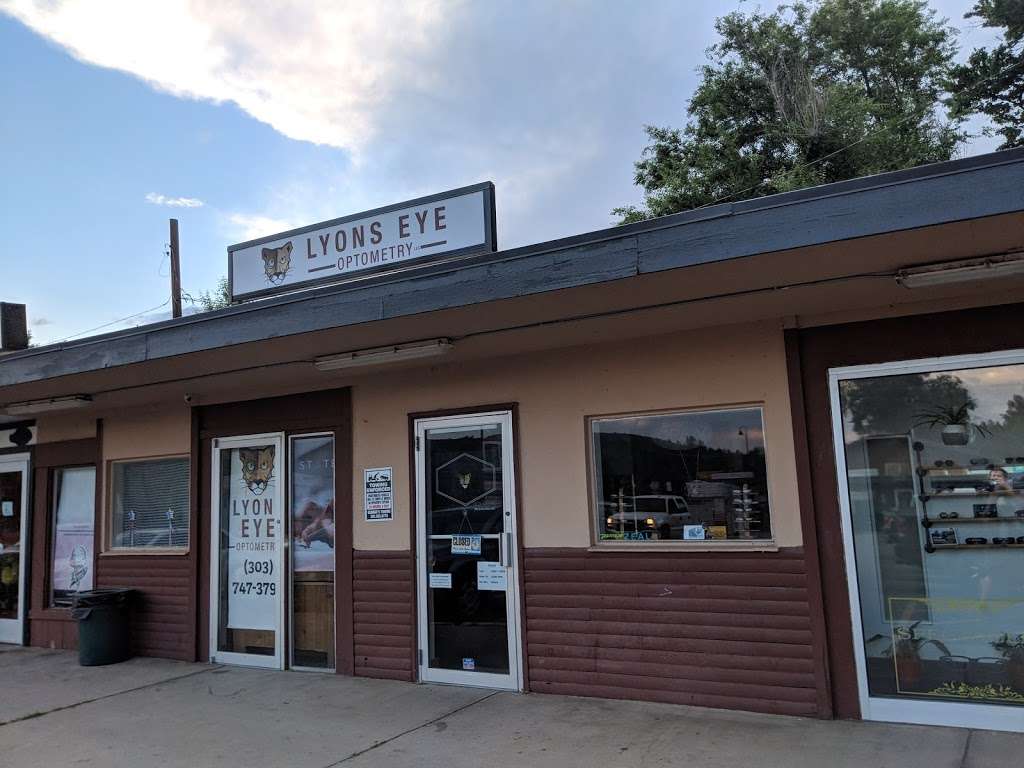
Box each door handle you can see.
[499,532,513,567]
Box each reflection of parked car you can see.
[605,495,691,540]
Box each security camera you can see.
[183,393,194,405]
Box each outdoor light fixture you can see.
[2,394,93,416]
[314,338,453,371]
[896,253,1024,289]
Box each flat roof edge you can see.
[3,148,1024,388]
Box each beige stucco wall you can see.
[35,412,96,443]
[102,405,190,462]
[351,320,801,551]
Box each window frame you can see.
[104,454,191,555]
[585,403,778,551]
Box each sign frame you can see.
[227,182,496,303]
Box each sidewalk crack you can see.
[959,729,974,768]
[0,665,219,727]
[324,690,501,767]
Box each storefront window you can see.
[50,467,95,606]
[837,359,1024,709]
[289,434,335,670]
[110,458,190,550]
[590,406,772,543]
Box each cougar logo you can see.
[239,446,275,496]
[262,241,293,284]
[458,472,472,489]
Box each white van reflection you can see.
[603,495,691,540]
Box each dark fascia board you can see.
[3,147,1024,389]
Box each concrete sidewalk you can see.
[0,648,1020,767]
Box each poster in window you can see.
[291,437,335,573]
[227,446,280,630]
[51,467,95,605]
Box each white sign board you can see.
[364,467,394,522]
[229,183,495,301]
[451,534,482,555]
[429,572,452,589]
[226,445,281,631]
[477,561,507,591]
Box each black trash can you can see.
[71,588,135,666]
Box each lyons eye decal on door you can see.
[261,241,293,284]
[239,447,276,496]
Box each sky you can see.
[0,1,1005,346]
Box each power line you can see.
[52,298,171,344]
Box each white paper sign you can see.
[226,445,281,631]
[229,185,495,301]
[364,467,393,522]
[429,572,452,589]
[476,561,507,591]
[1,501,13,518]
[451,534,482,555]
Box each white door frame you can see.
[0,453,30,645]
[415,411,523,690]
[828,347,1024,732]
[209,433,286,670]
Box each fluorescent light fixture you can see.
[897,254,1024,289]
[315,338,452,371]
[3,394,92,416]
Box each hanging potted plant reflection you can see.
[913,402,992,446]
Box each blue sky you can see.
[0,1,1002,345]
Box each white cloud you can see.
[2,0,447,154]
[145,192,204,208]
[226,213,298,242]
[2,1,704,247]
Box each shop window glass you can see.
[110,458,190,550]
[837,360,1024,708]
[51,467,96,606]
[590,407,772,543]
[289,434,336,670]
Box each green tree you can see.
[196,276,232,311]
[615,0,963,222]
[949,0,1024,149]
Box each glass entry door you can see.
[210,434,285,669]
[830,351,1024,732]
[415,412,522,690]
[0,454,29,645]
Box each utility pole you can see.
[169,218,182,319]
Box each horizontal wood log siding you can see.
[96,556,193,660]
[353,550,414,681]
[524,547,821,717]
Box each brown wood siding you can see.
[96,555,193,660]
[524,547,822,717]
[353,550,414,682]
[793,301,1024,719]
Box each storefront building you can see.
[1,151,1023,732]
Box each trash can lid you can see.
[71,588,135,608]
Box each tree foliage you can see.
[615,0,963,222]
[949,0,1024,149]
[196,276,232,312]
